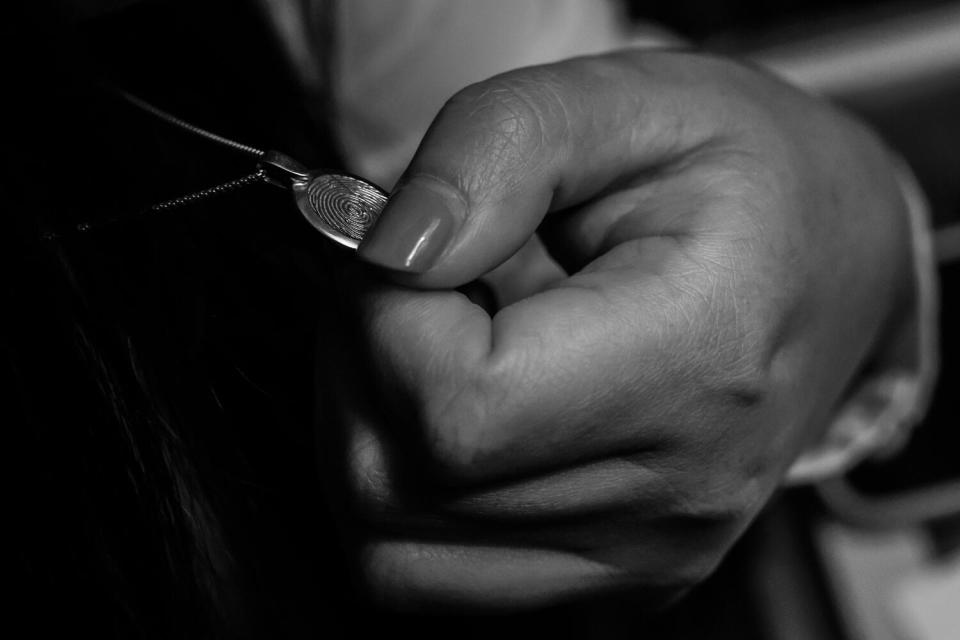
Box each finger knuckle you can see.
[623,526,735,600]
[417,374,495,479]
[439,75,559,194]
[717,349,771,409]
[344,430,399,522]
[357,542,418,610]
[669,551,725,593]
[614,541,724,600]
[693,309,773,411]
[668,268,774,412]
[673,463,769,527]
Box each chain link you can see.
[45,92,283,239]
[149,169,268,212]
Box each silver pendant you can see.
[81,90,392,247]
[293,173,387,249]
[260,151,387,250]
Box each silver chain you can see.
[116,89,266,158]
[148,169,268,213]
[48,90,278,238]
[114,88,273,216]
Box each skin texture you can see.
[319,50,914,610]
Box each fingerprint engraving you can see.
[304,174,387,244]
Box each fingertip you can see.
[358,175,466,274]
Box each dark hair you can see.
[5,2,352,636]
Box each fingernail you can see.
[358,178,462,272]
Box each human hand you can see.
[320,50,914,610]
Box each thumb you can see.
[356,51,720,288]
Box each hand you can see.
[319,50,914,610]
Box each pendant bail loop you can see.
[258,150,310,188]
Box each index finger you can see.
[346,236,747,484]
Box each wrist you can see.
[786,156,938,483]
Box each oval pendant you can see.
[292,173,388,249]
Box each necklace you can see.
[61,89,388,250]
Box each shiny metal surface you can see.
[61,90,390,248]
[258,150,310,187]
[293,173,387,249]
